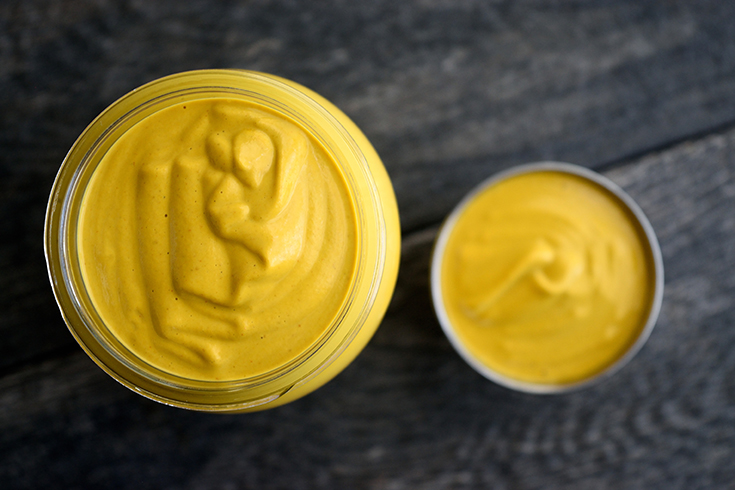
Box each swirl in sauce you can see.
[78,99,357,380]
[441,171,655,384]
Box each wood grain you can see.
[3,128,735,489]
[2,1,735,488]
[4,0,735,369]
[4,0,735,370]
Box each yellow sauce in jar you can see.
[78,98,357,381]
[437,170,656,386]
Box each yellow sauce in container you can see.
[431,163,663,393]
[79,98,358,382]
[45,70,400,411]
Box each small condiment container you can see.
[430,162,664,393]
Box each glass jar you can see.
[45,70,400,411]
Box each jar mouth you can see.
[45,70,388,410]
[430,162,664,394]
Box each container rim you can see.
[430,161,664,394]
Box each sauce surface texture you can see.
[440,171,654,385]
[79,98,357,381]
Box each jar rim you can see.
[45,70,388,410]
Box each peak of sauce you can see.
[439,170,656,385]
[78,98,357,381]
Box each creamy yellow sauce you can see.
[440,171,654,385]
[78,98,357,381]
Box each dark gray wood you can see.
[3,128,735,488]
[3,1,735,488]
[5,0,735,373]
[5,1,735,229]
[4,0,735,368]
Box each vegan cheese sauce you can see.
[78,98,357,381]
[437,170,656,386]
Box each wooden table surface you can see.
[3,1,735,488]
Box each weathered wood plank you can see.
[2,128,735,489]
[5,1,735,224]
[4,0,735,371]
